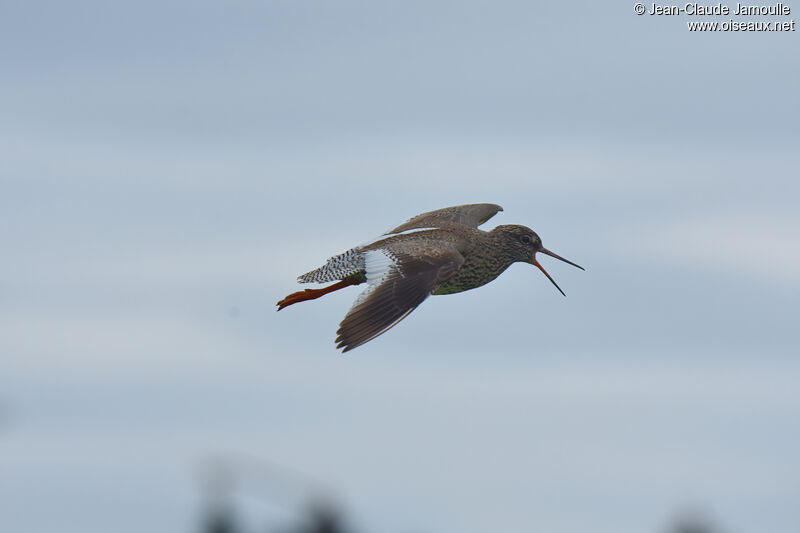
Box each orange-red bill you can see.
[539,247,585,271]
[532,247,584,297]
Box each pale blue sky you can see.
[1,2,799,532]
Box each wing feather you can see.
[335,245,464,352]
[386,203,502,234]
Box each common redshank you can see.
[277,203,583,352]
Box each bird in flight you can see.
[277,203,583,352]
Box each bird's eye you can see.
[520,235,532,245]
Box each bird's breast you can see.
[431,257,510,295]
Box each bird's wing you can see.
[386,203,503,234]
[336,243,464,352]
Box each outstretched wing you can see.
[335,244,464,352]
[386,203,503,234]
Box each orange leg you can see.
[277,278,360,311]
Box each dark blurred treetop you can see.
[670,511,720,533]
[296,503,348,533]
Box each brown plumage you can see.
[277,203,584,352]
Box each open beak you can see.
[531,247,585,297]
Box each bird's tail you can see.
[296,248,364,284]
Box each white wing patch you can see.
[364,249,397,285]
[357,227,437,249]
[385,226,437,237]
[351,249,399,307]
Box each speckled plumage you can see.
[278,203,583,352]
[297,247,364,284]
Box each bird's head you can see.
[492,224,584,296]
